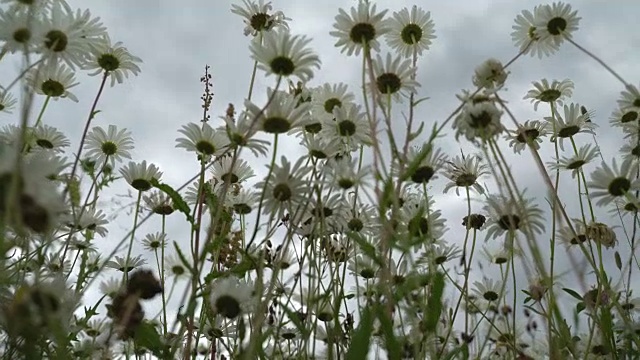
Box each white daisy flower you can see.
[546,103,596,150]
[0,145,65,233]
[209,276,254,319]
[400,144,446,185]
[166,254,188,279]
[104,254,147,273]
[473,278,503,302]
[245,89,312,134]
[306,192,349,232]
[534,2,581,46]
[321,103,371,150]
[176,122,230,158]
[84,35,142,87]
[230,0,289,37]
[219,113,270,157]
[120,160,162,192]
[84,124,134,167]
[250,29,320,82]
[620,140,640,163]
[0,0,58,15]
[483,191,545,240]
[0,8,40,53]
[384,5,435,58]
[37,3,100,68]
[301,133,342,160]
[348,254,378,279]
[231,188,258,215]
[255,156,312,219]
[505,120,550,154]
[588,158,640,207]
[443,154,489,195]
[99,277,123,297]
[342,202,377,235]
[310,82,355,124]
[511,5,560,58]
[326,156,370,191]
[453,98,504,143]
[65,208,109,237]
[617,83,640,111]
[143,190,174,216]
[548,143,599,178]
[27,61,79,102]
[0,91,17,114]
[32,124,70,153]
[556,220,588,248]
[371,52,419,101]
[472,58,508,90]
[210,156,254,184]
[398,196,448,249]
[330,0,389,56]
[524,78,573,111]
[141,232,167,252]
[609,106,639,128]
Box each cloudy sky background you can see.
[3,0,639,348]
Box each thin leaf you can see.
[345,306,373,360]
[424,272,445,333]
[562,287,583,301]
[151,179,194,224]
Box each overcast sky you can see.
[3,0,639,346]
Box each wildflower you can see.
[586,222,617,248]
[143,190,174,215]
[528,277,548,302]
[463,213,486,230]
[534,2,581,46]
[120,160,162,192]
[454,98,504,143]
[99,277,123,298]
[245,89,312,134]
[556,220,588,248]
[84,125,134,167]
[211,157,254,184]
[330,0,389,56]
[28,125,69,154]
[348,254,378,279]
[588,158,639,207]
[0,8,40,54]
[0,90,17,114]
[105,255,147,273]
[231,188,258,215]
[176,122,230,158]
[301,134,341,160]
[38,3,104,68]
[321,103,371,150]
[423,242,462,265]
[524,78,573,111]
[371,52,419,101]
[310,82,355,124]
[400,145,445,185]
[473,278,502,302]
[549,143,599,178]
[483,245,511,265]
[443,154,488,195]
[546,103,596,150]
[483,192,545,240]
[209,276,254,319]
[0,145,65,233]
[399,197,448,249]
[609,106,639,128]
[27,61,79,102]
[511,5,560,58]
[65,208,109,237]
[506,120,550,154]
[166,254,188,279]
[231,0,289,36]
[306,193,349,232]
[384,5,435,58]
[250,29,320,82]
[84,35,142,86]
[327,156,370,191]
[220,112,270,157]
[472,58,508,90]
[254,156,312,219]
[141,232,167,251]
